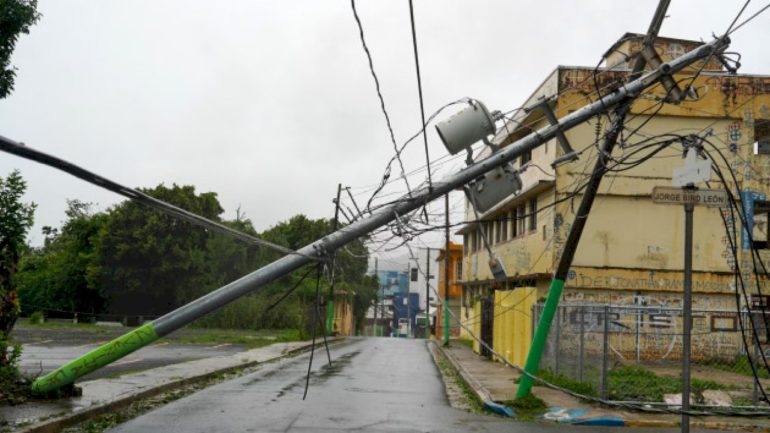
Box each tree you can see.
[0,0,41,98]
[16,200,107,319]
[93,184,225,316]
[0,170,35,360]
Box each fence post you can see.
[579,306,585,381]
[753,338,760,406]
[555,306,562,373]
[635,307,641,364]
[601,305,610,400]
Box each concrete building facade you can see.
[458,33,770,356]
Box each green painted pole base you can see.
[31,322,159,394]
[516,278,565,399]
[443,300,449,346]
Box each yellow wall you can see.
[551,72,770,297]
[492,288,536,366]
[332,297,353,336]
[458,298,482,353]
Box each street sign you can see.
[651,186,728,207]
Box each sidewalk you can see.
[436,340,770,432]
[0,338,340,433]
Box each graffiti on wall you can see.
[559,70,627,95]
[565,269,733,293]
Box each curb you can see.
[429,340,517,418]
[623,419,677,428]
[431,340,492,404]
[14,338,344,433]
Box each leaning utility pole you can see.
[31,29,726,394]
[515,0,673,399]
[444,193,451,345]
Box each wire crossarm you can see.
[30,35,730,394]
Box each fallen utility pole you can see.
[515,103,630,399]
[30,34,728,394]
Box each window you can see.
[528,198,537,232]
[517,205,526,235]
[463,234,469,255]
[754,120,770,154]
[472,232,479,252]
[455,260,462,281]
[500,214,508,241]
[494,219,502,244]
[520,150,532,166]
[752,200,770,249]
[511,208,518,237]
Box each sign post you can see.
[652,185,727,433]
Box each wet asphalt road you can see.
[106,338,696,433]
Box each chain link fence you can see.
[536,303,770,409]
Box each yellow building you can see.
[458,33,770,359]
[435,242,463,338]
[329,289,354,336]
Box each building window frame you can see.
[455,260,462,281]
[528,198,537,232]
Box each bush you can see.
[608,365,729,402]
[0,338,28,405]
[536,368,598,397]
[705,356,770,379]
[29,310,44,325]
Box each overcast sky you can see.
[1,0,768,270]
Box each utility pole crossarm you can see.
[31,35,730,394]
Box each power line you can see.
[0,135,317,261]
[407,0,432,193]
[350,0,413,207]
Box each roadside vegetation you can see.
[530,364,736,404]
[431,347,486,414]
[607,365,732,402]
[536,368,598,397]
[505,394,547,421]
[704,356,770,379]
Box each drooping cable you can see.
[264,266,315,313]
[0,135,318,261]
[302,264,324,400]
[350,0,413,200]
[407,0,432,193]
